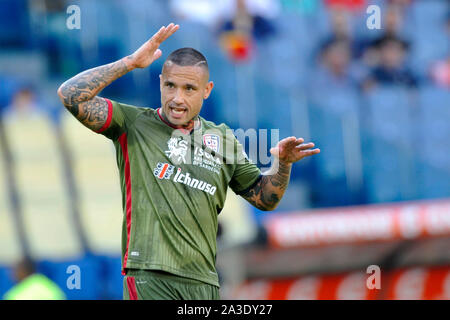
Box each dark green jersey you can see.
[95,98,261,287]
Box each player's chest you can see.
[131,124,231,187]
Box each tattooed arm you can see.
[241,159,292,211]
[241,137,320,211]
[57,23,179,130]
[57,60,131,130]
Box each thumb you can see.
[152,49,162,61]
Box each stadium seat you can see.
[306,86,364,206]
[417,86,450,198]
[61,112,123,255]
[3,107,83,260]
[308,87,360,180]
[410,0,448,32]
[365,86,414,145]
[362,86,419,202]
[418,86,449,169]
[417,163,450,199]
[0,128,22,269]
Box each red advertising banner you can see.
[264,199,450,248]
[227,266,450,300]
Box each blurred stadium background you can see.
[0,0,449,299]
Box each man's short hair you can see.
[164,47,209,73]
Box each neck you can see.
[159,108,198,132]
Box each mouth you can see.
[168,106,187,119]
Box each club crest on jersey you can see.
[203,134,220,153]
[153,162,175,180]
[165,137,188,164]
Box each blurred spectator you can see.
[429,57,450,88]
[363,36,418,90]
[321,39,353,79]
[319,7,370,60]
[3,257,66,300]
[220,0,278,40]
[328,8,353,41]
[2,86,39,118]
[428,12,450,88]
[218,0,278,61]
[388,0,413,10]
[360,1,412,67]
[383,3,407,38]
[311,38,359,92]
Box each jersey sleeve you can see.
[95,98,144,140]
[228,136,262,195]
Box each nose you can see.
[173,89,184,105]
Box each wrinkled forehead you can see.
[161,61,209,83]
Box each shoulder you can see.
[110,99,156,120]
[110,99,155,113]
[200,117,233,135]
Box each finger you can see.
[151,26,166,43]
[295,142,315,150]
[166,23,179,38]
[145,28,165,48]
[160,23,179,42]
[292,137,305,146]
[159,23,173,40]
[152,23,175,44]
[281,136,295,143]
[299,148,321,157]
[281,137,303,152]
[279,136,296,148]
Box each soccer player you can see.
[57,23,320,300]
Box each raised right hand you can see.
[127,23,179,69]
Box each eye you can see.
[166,82,174,88]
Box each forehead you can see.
[161,63,208,83]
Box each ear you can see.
[203,81,214,99]
[159,74,163,92]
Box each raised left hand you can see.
[270,136,320,164]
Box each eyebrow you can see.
[185,83,198,89]
[164,80,198,89]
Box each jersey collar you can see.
[156,108,201,134]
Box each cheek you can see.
[189,94,204,109]
[161,91,171,103]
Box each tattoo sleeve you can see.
[57,57,133,131]
[240,160,292,211]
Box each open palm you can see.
[129,23,179,69]
[270,137,320,164]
